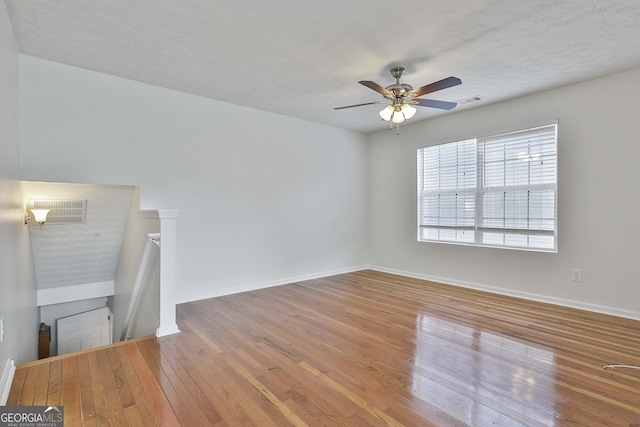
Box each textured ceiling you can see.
[6,0,640,133]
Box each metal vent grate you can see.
[30,199,87,224]
[456,95,485,105]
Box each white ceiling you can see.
[6,0,640,134]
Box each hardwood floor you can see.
[7,270,640,426]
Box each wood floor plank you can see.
[8,270,640,426]
[86,350,112,426]
[32,363,50,405]
[60,356,82,426]
[97,348,127,426]
[46,359,62,406]
[77,353,98,426]
[114,346,158,427]
[6,367,26,405]
[106,345,135,409]
[122,405,145,427]
[124,341,181,426]
[16,364,38,406]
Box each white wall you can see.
[113,187,161,342]
[0,2,38,371]
[368,67,640,318]
[19,56,369,303]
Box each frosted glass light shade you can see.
[391,108,405,124]
[31,209,50,224]
[380,103,416,124]
[401,104,416,119]
[379,105,394,121]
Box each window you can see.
[417,123,557,252]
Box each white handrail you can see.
[120,233,160,341]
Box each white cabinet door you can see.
[57,306,113,356]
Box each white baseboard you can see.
[179,264,370,304]
[0,358,16,405]
[368,265,640,321]
[156,325,180,338]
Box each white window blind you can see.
[418,123,557,251]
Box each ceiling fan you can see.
[335,66,462,130]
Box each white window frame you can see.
[417,122,558,252]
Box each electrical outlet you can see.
[571,269,583,282]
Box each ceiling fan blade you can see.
[409,76,462,98]
[358,80,392,97]
[410,98,458,110]
[334,101,386,110]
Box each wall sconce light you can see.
[25,208,50,230]
[32,209,50,225]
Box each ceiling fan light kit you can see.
[335,66,461,134]
[379,103,416,123]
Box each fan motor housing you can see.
[385,83,413,98]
